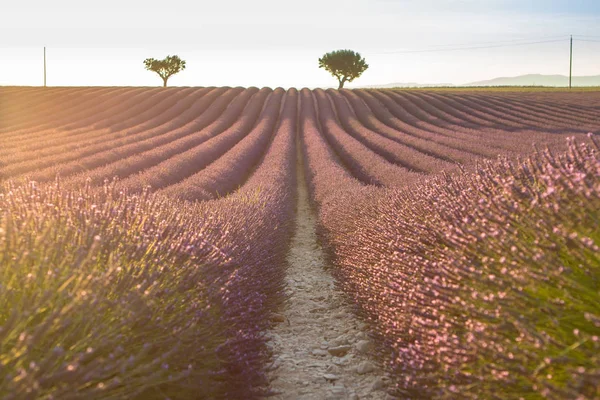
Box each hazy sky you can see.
[1,0,599,87]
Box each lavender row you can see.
[0,87,113,134]
[0,88,300,396]
[159,87,287,201]
[310,89,421,187]
[0,88,200,156]
[417,91,594,152]
[1,157,297,399]
[0,88,208,167]
[0,87,107,123]
[409,90,530,130]
[336,89,470,168]
[1,88,299,398]
[457,92,600,129]
[3,87,176,135]
[367,90,514,155]
[8,88,242,185]
[3,87,196,155]
[426,91,590,133]
[350,89,494,160]
[0,87,150,154]
[484,91,600,122]
[0,87,140,141]
[308,135,599,398]
[325,89,457,174]
[1,88,217,178]
[386,90,566,154]
[177,87,299,397]
[116,87,271,193]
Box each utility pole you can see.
[44,46,47,87]
[569,35,573,89]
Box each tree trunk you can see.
[163,77,168,87]
[338,77,347,90]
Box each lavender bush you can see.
[2,86,599,399]
[319,136,599,398]
[0,176,293,398]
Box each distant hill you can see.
[462,74,600,87]
[354,74,600,88]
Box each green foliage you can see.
[318,50,368,89]
[0,182,227,399]
[143,55,186,87]
[321,137,600,399]
[436,145,600,399]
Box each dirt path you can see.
[265,140,391,399]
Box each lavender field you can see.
[0,86,599,399]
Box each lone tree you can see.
[318,49,368,89]
[143,55,186,87]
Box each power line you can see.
[398,35,570,49]
[577,39,600,43]
[369,38,568,55]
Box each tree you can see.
[143,55,186,87]
[318,50,368,89]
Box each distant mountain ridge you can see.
[354,74,600,88]
[464,74,600,87]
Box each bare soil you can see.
[265,141,391,399]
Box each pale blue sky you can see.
[0,0,598,87]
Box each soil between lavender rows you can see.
[265,137,392,400]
